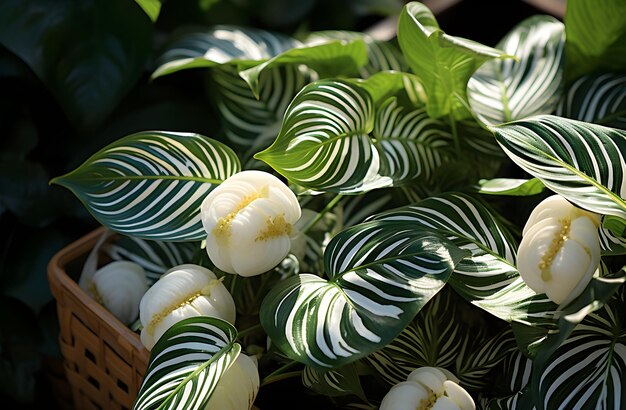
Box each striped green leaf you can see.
[531,288,626,410]
[371,192,563,327]
[397,1,511,120]
[485,351,534,410]
[374,97,454,183]
[152,26,299,79]
[493,115,626,220]
[133,317,240,410]
[302,363,366,400]
[557,72,626,129]
[255,79,386,194]
[239,37,368,98]
[304,31,408,78]
[259,220,468,370]
[103,235,196,285]
[565,0,626,82]
[51,131,240,241]
[467,16,564,125]
[478,178,545,196]
[212,64,316,151]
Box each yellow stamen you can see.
[538,216,571,281]
[146,291,201,335]
[417,388,440,410]
[212,186,269,240]
[256,214,292,241]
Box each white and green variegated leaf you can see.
[255,79,389,194]
[467,16,564,125]
[302,363,366,400]
[370,192,563,327]
[493,115,626,221]
[556,72,626,130]
[364,289,467,387]
[259,220,468,370]
[51,131,240,241]
[340,188,395,228]
[103,235,196,285]
[133,317,240,410]
[485,350,534,410]
[531,289,626,410]
[152,25,299,79]
[397,2,511,120]
[240,37,368,97]
[305,31,407,78]
[212,64,316,151]
[374,97,454,184]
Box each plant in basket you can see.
[50,1,626,409]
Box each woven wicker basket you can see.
[48,227,149,410]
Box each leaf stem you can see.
[260,360,301,386]
[302,194,344,234]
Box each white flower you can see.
[201,170,301,277]
[87,261,148,326]
[204,354,260,410]
[380,367,474,410]
[517,195,601,305]
[139,264,236,350]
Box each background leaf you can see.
[0,0,153,130]
[564,0,626,82]
[52,131,241,241]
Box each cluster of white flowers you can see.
[82,171,301,410]
[517,195,601,305]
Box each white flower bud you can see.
[205,354,260,410]
[517,195,601,305]
[380,367,474,410]
[139,264,236,350]
[201,170,301,277]
[88,261,148,326]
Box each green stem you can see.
[261,360,301,386]
[237,323,263,340]
[301,194,344,234]
[448,112,461,157]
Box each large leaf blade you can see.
[52,131,241,241]
[467,15,565,125]
[493,115,626,220]
[260,220,468,370]
[133,317,240,410]
[255,79,387,194]
[397,1,510,119]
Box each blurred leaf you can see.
[565,0,626,82]
[135,0,162,21]
[0,0,153,130]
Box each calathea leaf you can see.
[152,25,299,79]
[467,15,564,125]
[373,97,454,184]
[51,131,240,241]
[304,30,407,78]
[484,350,534,410]
[371,192,559,328]
[477,178,545,197]
[211,64,316,152]
[493,115,626,221]
[530,286,626,410]
[133,317,240,410]
[556,72,626,130]
[397,1,511,120]
[255,79,387,194]
[302,363,367,400]
[259,220,468,370]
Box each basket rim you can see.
[47,226,150,363]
